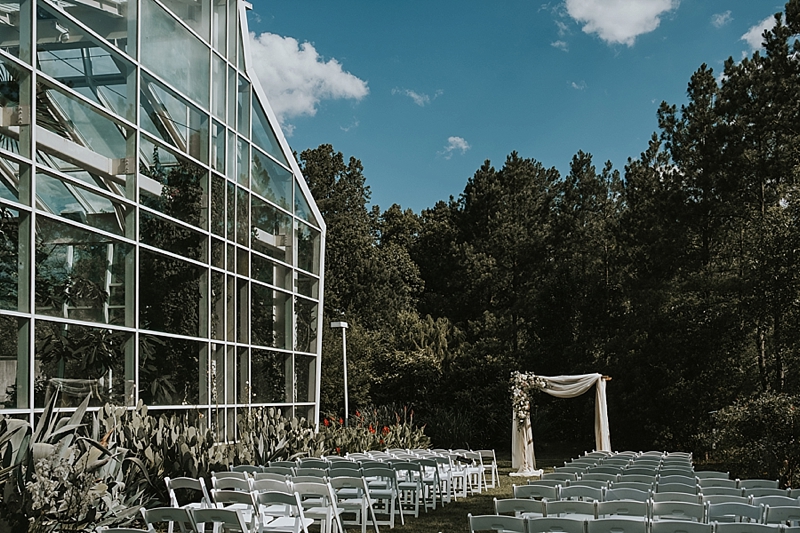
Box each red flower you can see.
[336,447,341,454]
[382,426,390,435]
[323,418,330,427]
[379,439,384,445]
[356,410,361,417]
[368,424,376,434]
[339,418,344,424]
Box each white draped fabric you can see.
[511,373,611,476]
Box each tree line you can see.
[298,2,800,458]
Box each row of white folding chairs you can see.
[469,513,799,533]
[498,496,800,524]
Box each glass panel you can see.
[296,220,320,275]
[210,270,224,340]
[225,273,234,340]
[251,148,291,211]
[236,137,248,186]
[236,246,247,276]
[296,272,318,300]
[0,0,21,59]
[235,186,247,245]
[35,216,131,326]
[210,172,224,236]
[295,354,315,402]
[36,171,128,237]
[226,129,235,182]
[139,139,206,229]
[295,180,319,228]
[251,196,292,265]
[36,3,135,121]
[212,54,226,121]
[159,0,210,42]
[0,57,27,156]
[40,0,134,58]
[251,349,288,403]
[38,80,129,161]
[140,73,209,162]
[238,347,248,403]
[0,315,21,408]
[250,284,289,350]
[251,252,290,290]
[139,333,204,406]
[34,320,131,408]
[227,0,236,71]
[226,242,234,272]
[211,121,224,172]
[227,65,235,126]
[225,179,234,241]
[140,210,206,262]
[210,342,224,405]
[210,237,223,268]
[295,297,317,354]
[251,98,288,165]
[237,75,249,138]
[0,153,21,202]
[237,33,245,72]
[212,0,226,53]
[141,0,210,108]
[139,247,205,337]
[236,277,247,343]
[0,204,20,310]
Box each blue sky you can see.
[246,1,784,213]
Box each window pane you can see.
[295,220,320,275]
[34,320,131,408]
[35,216,132,326]
[210,172,224,237]
[237,137,248,186]
[251,196,292,265]
[0,204,20,311]
[237,76,249,138]
[294,297,318,354]
[139,248,205,337]
[295,354,315,403]
[139,139,207,229]
[0,315,21,408]
[139,333,204,406]
[38,0,135,58]
[210,270,224,341]
[296,272,318,300]
[0,0,22,59]
[212,0,226,53]
[251,100,288,165]
[251,348,288,403]
[236,186,248,246]
[159,0,210,42]
[251,149,291,211]
[251,284,290,350]
[140,210,206,262]
[141,0,210,108]
[251,252,290,290]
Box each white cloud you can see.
[741,15,776,51]
[564,0,680,46]
[392,88,443,107]
[552,40,569,51]
[571,80,587,90]
[438,136,471,159]
[247,32,368,126]
[555,20,570,37]
[711,11,732,28]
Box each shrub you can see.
[318,406,430,455]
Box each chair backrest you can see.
[298,458,329,469]
[763,505,800,525]
[652,492,701,504]
[544,472,579,482]
[494,497,545,517]
[612,482,654,493]
[714,522,785,533]
[624,468,659,476]
[141,506,196,533]
[294,467,328,478]
[270,461,298,468]
[659,469,695,478]
[254,490,305,516]
[526,516,587,533]
[254,472,289,481]
[651,501,704,521]
[746,488,790,498]
[213,471,249,480]
[546,499,597,518]
[529,479,565,488]
[165,476,212,508]
[581,473,618,483]
[586,468,623,477]
[595,500,648,519]
[231,465,261,474]
[328,463,362,476]
[468,513,526,533]
[570,480,609,490]
[212,477,252,491]
[694,471,729,480]
[705,501,761,523]
[699,478,737,489]
[699,486,744,498]
[391,461,423,482]
[737,479,779,490]
[604,488,650,502]
[513,484,560,500]
[650,520,712,533]
[292,480,336,506]
[587,517,647,533]
[656,483,699,495]
[700,494,750,505]
[619,475,658,485]
[251,478,291,493]
[556,466,588,475]
[188,508,250,533]
[659,476,698,486]
[212,489,257,510]
[752,495,800,508]
[263,465,295,476]
[560,485,604,502]
[329,475,368,498]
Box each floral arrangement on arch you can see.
[511,371,548,429]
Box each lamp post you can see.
[330,321,349,426]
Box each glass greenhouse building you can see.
[0,0,326,435]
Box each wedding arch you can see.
[510,372,611,476]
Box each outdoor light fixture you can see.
[330,321,349,426]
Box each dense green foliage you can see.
[304,1,800,464]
